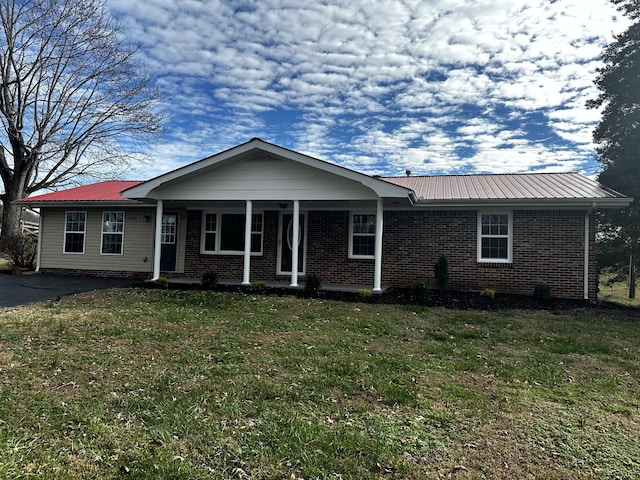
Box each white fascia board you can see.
[15,200,149,208]
[411,197,633,209]
[122,138,414,201]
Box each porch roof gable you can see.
[122,138,415,202]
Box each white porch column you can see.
[152,199,164,280]
[373,199,384,292]
[290,200,300,287]
[242,200,253,285]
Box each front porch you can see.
[163,277,388,294]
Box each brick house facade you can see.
[21,139,629,301]
[180,208,596,299]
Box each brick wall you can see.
[181,208,595,300]
[183,210,280,281]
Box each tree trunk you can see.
[1,198,23,241]
[629,252,636,299]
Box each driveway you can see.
[0,273,138,308]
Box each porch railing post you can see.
[242,200,253,285]
[290,200,300,287]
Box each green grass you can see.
[599,274,640,308]
[1,289,639,479]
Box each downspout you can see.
[584,202,596,300]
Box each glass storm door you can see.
[278,213,305,275]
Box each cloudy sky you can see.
[106,0,628,179]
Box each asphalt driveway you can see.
[0,273,138,308]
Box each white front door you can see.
[277,212,306,275]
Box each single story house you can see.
[19,138,632,300]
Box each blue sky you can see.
[106,0,628,179]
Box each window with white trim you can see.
[101,211,125,255]
[64,211,86,253]
[201,212,263,254]
[477,212,512,263]
[349,213,376,258]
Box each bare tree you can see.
[0,0,161,239]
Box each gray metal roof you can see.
[381,172,630,204]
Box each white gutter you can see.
[584,202,597,300]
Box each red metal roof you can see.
[381,172,626,201]
[21,181,143,202]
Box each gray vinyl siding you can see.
[39,207,155,273]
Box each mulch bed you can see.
[142,281,640,315]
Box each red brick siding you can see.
[380,209,594,299]
[183,210,280,281]
[181,208,595,299]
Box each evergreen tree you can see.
[589,0,640,297]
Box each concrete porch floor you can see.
[164,277,386,293]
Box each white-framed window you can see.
[349,212,376,259]
[101,211,125,255]
[201,211,263,255]
[477,211,512,263]
[64,211,86,254]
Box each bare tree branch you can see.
[0,0,162,238]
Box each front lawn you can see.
[0,289,639,479]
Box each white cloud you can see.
[107,0,630,177]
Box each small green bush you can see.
[155,276,169,287]
[410,279,429,303]
[480,288,496,299]
[0,233,37,269]
[251,281,267,290]
[358,288,372,297]
[305,274,322,293]
[533,283,552,300]
[434,255,449,290]
[201,271,218,289]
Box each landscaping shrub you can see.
[533,283,552,300]
[305,274,321,294]
[0,233,37,270]
[410,279,430,304]
[480,288,496,299]
[434,255,449,290]
[201,271,218,289]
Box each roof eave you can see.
[16,200,149,208]
[412,197,633,209]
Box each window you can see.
[201,212,263,254]
[101,211,125,255]
[478,212,512,263]
[349,213,376,258]
[64,211,86,253]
